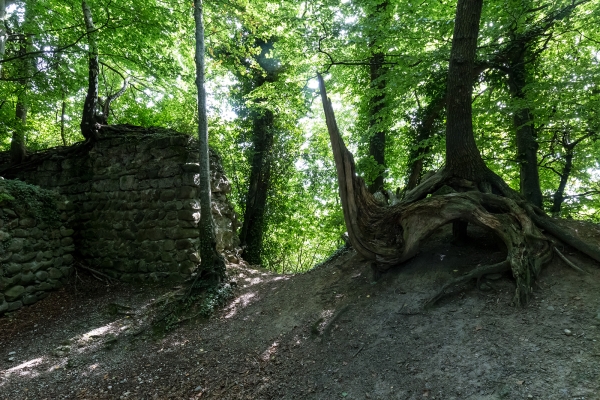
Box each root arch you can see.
[318,74,599,307]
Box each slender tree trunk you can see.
[193,0,225,282]
[0,0,6,74]
[81,0,99,141]
[366,0,389,194]
[367,52,387,193]
[60,98,67,146]
[549,147,573,216]
[444,0,486,181]
[239,109,274,265]
[406,93,446,190]
[508,44,543,208]
[10,35,27,164]
[238,37,280,266]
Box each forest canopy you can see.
[0,0,598,273]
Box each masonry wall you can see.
[0,179,74,315]
[0,125,241,284]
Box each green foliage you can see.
[0,179,61,225]
[1,0,599,276]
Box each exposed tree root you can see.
[425,260,510,308]
[318,74,598,307]
[553,247,587,274]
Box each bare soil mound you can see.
[1,223,599,400]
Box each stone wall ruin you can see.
[0,179,75,314]
[0,125,241,290]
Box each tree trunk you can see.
[549,146,572,216]
[406,93,446,190]
[367,51,387,194]
[444,0,487,181]
[81,0,100,141]
[507,44,543,208]
[193,0,225,283]
[239,109,274,265]
[238,37,280,266]
[60,98,67,146]
[365,0,389,194]
[0,0,6,74]
[10,35,28,164]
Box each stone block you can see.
[145,228,166,241]
[35,282,53,291]
[0,230,10,241]
[118,230,136,240]
[12,229,29,238]
[19,218,37,228]
[157,179,175,189]
[60,226,74,236]
[12,252,37,263]
[48,268,63,280]
[162,240,175,251]
[158,164,181,178]
[0,300,7,314]
[35,270,49,281]
[166,228,199,240]
[22,294,38,305]
[53,257,64,268]
[48,279,63,290]
[60,237,74,246]
[175,239,195,250]
[5,285,25,301]
[6,263,22,276]
[7,300,22,312]
[160,189,176,202]
[182,163,201,173]
[177,210,198,221]
[119,175,136,190]
[2,208,17,218]
[20,272,35,285]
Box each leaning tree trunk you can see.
[318,0,600,308]
[193,0,225,283]
[81,0,100,141]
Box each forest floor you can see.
[1,221,600,400]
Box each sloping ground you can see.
[1,223,599,400]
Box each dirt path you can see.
[1,224,599,399]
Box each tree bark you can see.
[549,146,572,216]
[365,0,389,194]
[0,0,6,74]
[507,44,543,208]
[444,0,487,181]
[238,37,280,266]
[60,98,67,146]
[10,35,28,164]
[193,0,225,283]
[406,93,446,190]
[367,51,387,194]
[81,0,100,141]
[239,109,274,265]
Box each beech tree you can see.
[319,0,600,306]
[193,0,225,283]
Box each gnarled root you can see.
[318,74,590,307]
